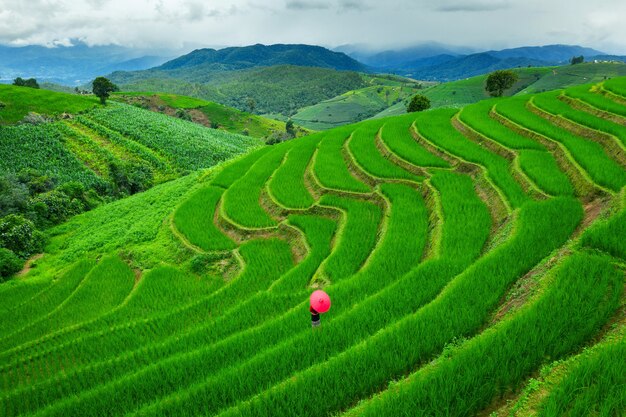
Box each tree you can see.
[285,120,296,138]
[0,214,45,259]
[246,97,256,114]
[0,248,23,281]
[570,55,584,65]
[485,70,519,97]
[407,94,431,113]
[92,77,118,105]
[13,77,39,89]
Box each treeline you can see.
[0,163,154,281]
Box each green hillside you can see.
[373,62,626,119]
[0,84,100,125]
[112,92,310,139]
[111,64,367,116]
[1,79,625,417]
[291,76,425,130]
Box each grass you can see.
[379,114,450,168]
[313,127,371,193]
[343,252,622,417]
[348,120,423,181]
[0,85,99,125]
[415,108,530,208]
[496,96,626,192]
[173,186,236,251]
[518,150,575,196]
[4,77,626,417]
[268,135,320,209]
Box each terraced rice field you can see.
[1,80,625,417]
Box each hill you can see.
[0,84,100,124]
[158,44,366,72]
[373,62,626,119]
[291,76,426,130]
[1,77,625,416]
[110,64,367,116]
[111,92,310,139]
[0,84,261,247]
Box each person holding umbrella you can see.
[310,290,330,328]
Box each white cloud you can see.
[0,0,624,53]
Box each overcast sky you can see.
[1,0,626,54]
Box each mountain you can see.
[488,44,605,62]
[0,42,173,85]
[334,42,474,68]
[407,53,550,81]
[158,44,366,72]
[338,44,609,81]
[107,44,370,116]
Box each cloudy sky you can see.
[1,0,626,53]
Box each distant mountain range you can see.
[336,44,625,81]
[0,41,175,85]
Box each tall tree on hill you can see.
[407,94,431,113]
[92,77,119,105]
[485,70,519,97]
[570,55,584,65]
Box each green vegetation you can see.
[112,92,303,139]
[496,96,626,192]
[292,80,422,130]
[485,69,519,97]
[415,108,529,208]
[0,84,99,124]
[2,77,626,417]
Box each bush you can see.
[175,108,192,121]
[0,214,45,258]
[28,190,83,226]
[0,248,24,280]
[407,94,431,113]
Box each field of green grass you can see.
[1,78,625,417]
[0,84,99,125]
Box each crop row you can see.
[1,238,296,416]
[210,197,582,417]
[343,251,622,417]
[9,185,422,416]
[348,120,423,181]
[379,114,450,168]
[267,134,320,209]
[538,338,626,416]
[565,84,626,118]
[533,90,626,151]
[495,97,626,192]
[0,255,135,353]
[415,108,529,208]
[173,185,236,251]
[222,144,292,228]
[0,123,104,188]
[458,100,574,196]
[86,104,261,171]
[313,127,371,193]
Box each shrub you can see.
[0,248,24,280]
[0,214,45,258]
[407,94,431,112]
